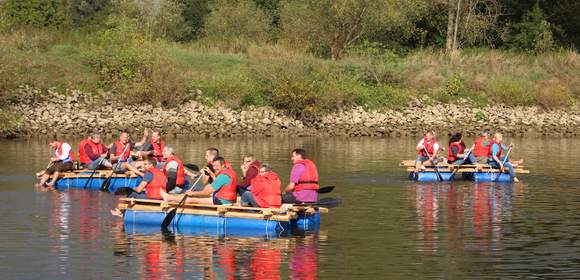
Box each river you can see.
[1,136,579,279]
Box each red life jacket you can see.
[447,141,464,162]
[214,167,238,202]
[294,159,319,192]
[149,139,165,162]
[473,136,489,157]
[250,171,282,208]
[487,140,503,158]
[418,137,437,157]
[55,141,75,161]
[113,140,131,162]
[79,139,105,164]
[163,155,185,186]
[145,167,167,200]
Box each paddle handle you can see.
[501,146,513,166]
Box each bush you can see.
[193,74,259,108]
[535,81,573,109]
[0,0,69,28]
[487,77,536,106]
[0,108,22,137]
[504,3,555,53]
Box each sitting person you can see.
[134,129,166,168]
[487,132,520,183]
[238,154,261,195]
[202,147,220,184]
[282,149,319,204]
[128,158,167,199]
[161,146,186,194]
[241,163,282,208]
[161,157,238,205]
[447,133,477,165]
[472,132,490,163]
[78,133,111,170]
[414,130,440,172]
[36,140,75,187]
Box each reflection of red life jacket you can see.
[163,155,185,186]
[79,139,105,164]
[290,242,317,280]
[145,167,167,200]
[145,242,162,280]
[55,141,75,161]
[251,171,282,208]
[418,137,436,157]
[487,140,503,158]
[473,136,489,157]
[447,141,464,162]
[215,167,238,202]
[113,140,131,162]
[294,159,319,192]
[150,140,165,162]
[217,245,236,280]
[251,246,281,280]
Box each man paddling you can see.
[161,157,238,205]
[78,133,112,170]
[35,139,75,187]
[110,131,142,174]
[282,149,319,204]
[414,130,440,172]
[161,146,187,194]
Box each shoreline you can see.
[4,87,580,138]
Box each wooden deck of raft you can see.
[399,160,530,174]
[118,198,328,222]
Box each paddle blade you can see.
[315,197,341,207]
[161,208,178,228]
[317,186,335,194]
[114,187,134,196]
[184,163,200,172]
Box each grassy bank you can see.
[1,28,579,136]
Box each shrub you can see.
[0,108,22,137]
[535,81,573,109]
[487,77,536,106]
[441,73,464,97]
[0,0,69,28]
[503,3,555,53]
[193,74,258,108]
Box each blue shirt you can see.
[491,143,507,157]
[210,173,232,204]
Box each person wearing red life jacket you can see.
[109,131,146,175]
[472,132,490,163]
[35,139,75,187]
[447,133,477,165]
[161,157,238,205]
[134,129,167,168]
[414,130,440,172]
[161,146,187,194]
[241,163,282,208]
[128,158,167,199]
[282,149,319,204]
[487,132,520,182]
[79,133,111,170]
[201,147,220,185]
[238,154,261,196]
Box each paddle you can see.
[83,157,107,189]
[184,163,200,172]
[297,197,342,208]
[317,185,334,194]
[100,143,131,192]
[423,147,443,181]
[161,173,204,229]
[451,144,475,177]
[495,145,513,182]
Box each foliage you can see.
[503,3,555,53]
[475,111,486,121]
[487,76,535,105]
[0,0,69,28]
[0,108,22,137]
[535,81,573,109]
[67,0,111,26]
[441,72,464,98]
[176,0,212,41]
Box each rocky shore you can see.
[5,87,580,138]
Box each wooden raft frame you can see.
[36,169,140,178]
[118,198,328,222]
[399,160,530,174]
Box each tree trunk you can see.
[452,0,462,50]
[446,0,456,53]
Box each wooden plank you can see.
[399,160,525,169]
[405,167,530,174]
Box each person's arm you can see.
[430,143,439,160]
[85,144,99,161]
[240,166,258,187]
[491,144,503,168]
[133,171,153,193]
[451,146,459,158]
[187,174,230,197]
[165,161,179,189]
[110,143,119,161]
[415,139,424,151]
[284,164,305,193]
[134,129,149,148]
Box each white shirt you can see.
[55,142,72,161]
[417,139,440,152]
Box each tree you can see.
[504,2,554,53]
[445,0,501,52]
[279,0,391,60]
[203,0,270,44]
[67,0,111,26]
[0,0,69,27]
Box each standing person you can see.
[487,132,520,183]
[162,146,186,194]
[241,163,282,208]
[447,133,477,165]
[128,158,167,199]
[414,130,440,172]
[78,133,111,170]
[473,132,490,163]
[282,149,319,204]
[238,154,261,195]
[161,157,238,205]
[135,129,166,168]
[35,139,75,187]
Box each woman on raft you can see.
[487,132,521,183]
[447,133,477,166]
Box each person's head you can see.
[425,130,436,140]
[291,148,306,163]
[242,154,255,167]
[449,133,463,145]
[259,163,272,175]
[91,133,101,144]
[480,132,489,139]
[212,156,226,172]
[49,139,60,148]
[205,147,219,163]
[151,130,161,142]
[162,146,174,159]
[493,132,503,142]
[119,131,129,144]
[144,158,157,169]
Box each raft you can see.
[38,170,142,192]
[118,198,326,236]
[400,160,530,182]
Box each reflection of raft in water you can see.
[118,198,327,236]
[399,160,530,182]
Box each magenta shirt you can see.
[290,163,318,202]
